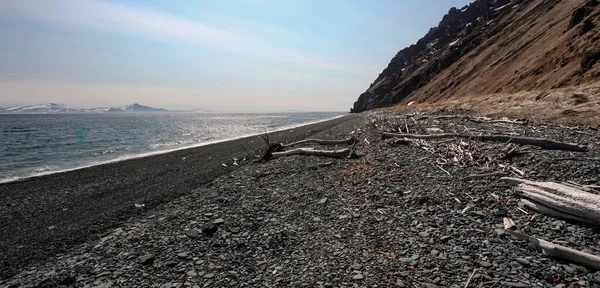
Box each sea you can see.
[0,112,346,183]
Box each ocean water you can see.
[0,112,345,183]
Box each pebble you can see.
[177,252,188,258]
[352,274,364,280]
[204,273,215,279]
[503,282,529,288]
[418,232,429,237]
[479,261,493,268]
[213,218,225,225]
[138,254,155,265]
[185,229,200,239]
[515,258,531,267]
[313,217,322,222]
[186,270,198,277]
[350,264,363,270]
[166,261,178,267]
[319,198,328,204]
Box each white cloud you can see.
[0,0,375,75]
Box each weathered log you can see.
[381,133,588,151]
[519,199,599,225]
[505,229,600,270]
[271,148,351,158]
[281,138,356,148]
[503,178,600,207]
[503,177,600,224]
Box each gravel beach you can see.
[0,115,353,280]
[2,111,600,287]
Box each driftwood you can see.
[281,138,356,148]
[381,132,588,152]
[519,199,598,225]
[271,148,350,159]
[505,229,600,270]
[503,177,600,225]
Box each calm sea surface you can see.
[0,112,345,183]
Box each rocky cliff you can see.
[352,0,600,113]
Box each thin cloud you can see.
[0,0,374,75]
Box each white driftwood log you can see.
[506,229,600,270]
[519,199,599,225]
[281,138,356,148]
[271,148,350,158]
[503,177,600,224]
[381,133,588,151]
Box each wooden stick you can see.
[465,269,477,288]
[281,138,356,148]
[381,133,588,152]
[271,148,351,158]
[505,229,600,270]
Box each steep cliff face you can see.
[352,0,600,113]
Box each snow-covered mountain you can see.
[106,103,168,113]
[0,103,85,114]
[0,103,170,114]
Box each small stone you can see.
[339,215,349,220]
[503,282,529,288]
[352,213,360,218]
[166,261,178,267]
[319,198,328,204]
[313,217,322,222]
[138,254,155,265]
[186,271,198,277]
[418,232,429,238]
[396,280,406,287]
[515,258,531,267]
[59,275,76,286]
[494,229,505,236]
[479,261,493,268]
[563,265,575,274]
[48,226,56,230]
[177,252,188,258]
[352,274,364,280]
[204,273,215,279]
[185,229,200,239]
[439,235,451,242]
[430,249,440,257]
[213,218,225,225]
[350,264,363,270]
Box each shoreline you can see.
[0,114,355,279]
[0,114,347,185]
[3,110,600,287]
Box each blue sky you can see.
[0,0,472,111]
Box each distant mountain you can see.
[0,103,172,114]
[0,103,84,114]
[106,103,168,113]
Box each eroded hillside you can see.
[352,0,600,124]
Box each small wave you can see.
[3,128,38,133]
[0,114,347,184]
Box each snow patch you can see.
[449,39,461,46]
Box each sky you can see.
[0,0,472,111]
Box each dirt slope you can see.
[352,0,600,125]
